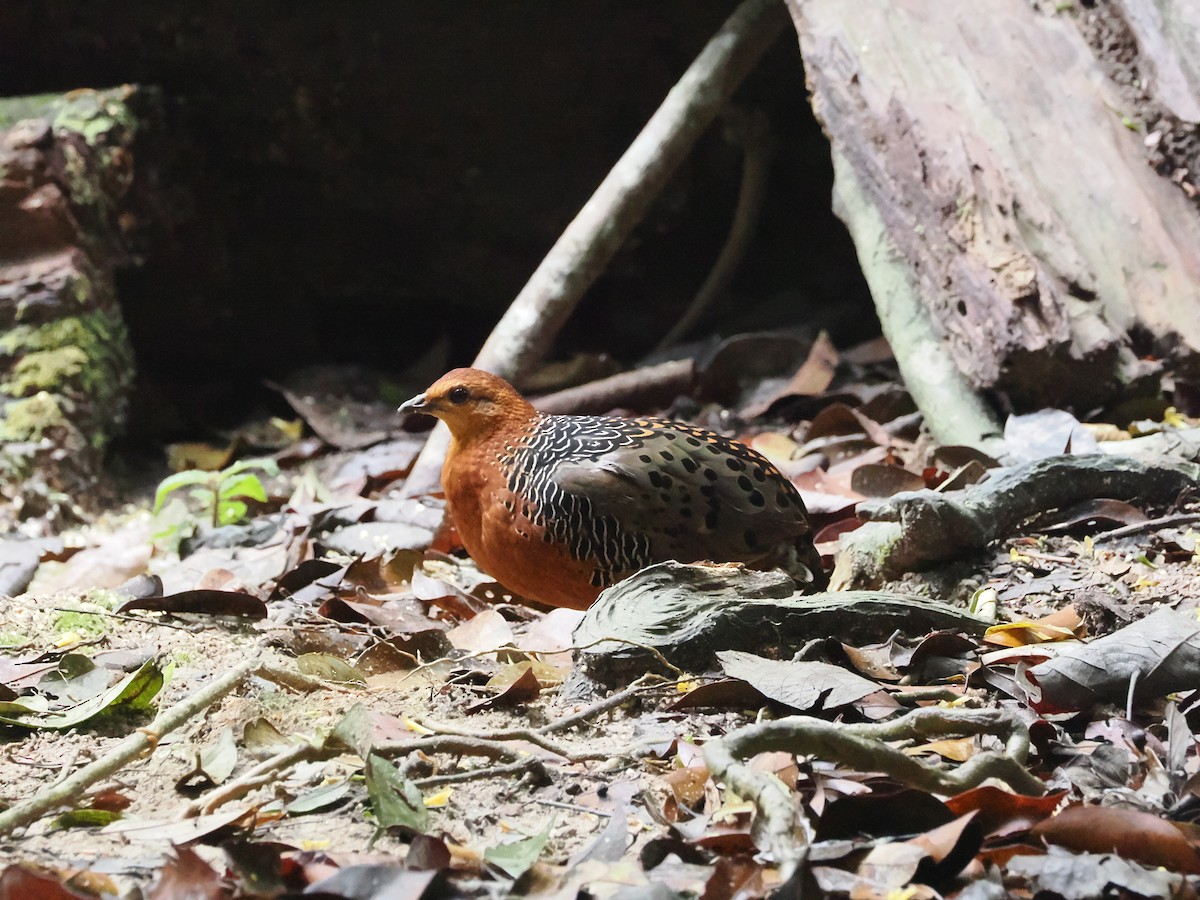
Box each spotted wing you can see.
[514,415,812,585]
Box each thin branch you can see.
[656,106,775,350]
[0,653,263,836]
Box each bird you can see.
[398,368,826,609]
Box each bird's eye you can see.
[448,386,470,405]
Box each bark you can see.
[0,87,148,527]
[786,0,1200,421]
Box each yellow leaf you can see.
[984,621,1077,647]
[904,737,975,762]
[403,715,434,736]
[1163,407,1186,427]
[1009,548,1032,564]
[424,787,453,808]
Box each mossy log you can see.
[0,87,150,526]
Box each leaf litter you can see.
[2,341,1200,897]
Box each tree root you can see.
[834,454,1200,588]
[703,706,1044,879]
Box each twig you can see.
[541,673,668,733]
[413,759,546,789]
[1090,511,1200,543]
[534,798,613,817]
[705,710,1046,878]
[532,359,694,416]
[401,0,789,498]
[0,653,262,836]
[254,664,326,693]
[406,719,577,759]
[570,637,686,678]
[703,706,1044,882]
[187,740,323,816]
[656,106,775,350]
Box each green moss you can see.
[172,649,199,667]
[0,631,30,647]
[0,393,68,442]
[3,347,87,396]
[0,308,134,449]
[52,609,109,637]
[80,589,120,611]
[0,92,63,128]
[52,90,135,145]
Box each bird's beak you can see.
[397,392,431,417]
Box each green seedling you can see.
[153,458,279,528]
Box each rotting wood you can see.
[787,0,1200,416]
[0,87,152,527]
[401,0,789,499]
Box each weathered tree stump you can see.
[787,0,1200,446]
[0,87,150,527]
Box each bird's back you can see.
[493,413,824,598]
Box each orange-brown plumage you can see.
[400,368,826,609]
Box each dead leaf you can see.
[1038,498,1149,535]
[905,737,975,762]
[466,665,541,713]
[0,864,95,899]
[717,652,879,713]
[1031,803,1200,874]
[669,678,769,711]
[446,609,514,654]
[148,846,232,899]
[983,606,1084,648]
[117,589,267,619]
[850,463,925,498]
[945,785,1065,838]
[1023,607,1200,712]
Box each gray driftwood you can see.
[573,561,986,686]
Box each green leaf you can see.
[220,457,280,480]
[153,470,214,512]
[286,779,352,815]
[217,499,248,525]
[218,473,267,503]
[325,703,373,759]
[0,657,166,729]
[297,653,366,686]
[365,753,428,834]
[485,819,554,880]
[190,487,216,507]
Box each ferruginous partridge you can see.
[399,368,826,609]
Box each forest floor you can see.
[3,350,1200,899]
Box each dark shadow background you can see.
[0,1,874,438]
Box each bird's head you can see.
[398,368,535,442]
